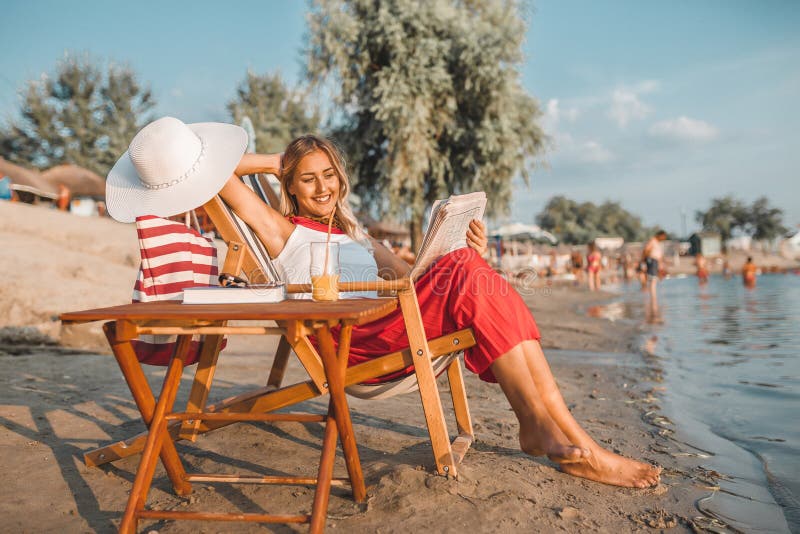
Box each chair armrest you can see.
[286,278,413,295]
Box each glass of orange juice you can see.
[310,242,339,301]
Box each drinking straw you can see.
[322,205,336,275]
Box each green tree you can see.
[307,0,546,250]
[227,71,321,153]
[745,196,787,241]
[695,196,749,243]
[0,54,154,176]
[536,195,650,244]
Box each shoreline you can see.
[583,282,794,532]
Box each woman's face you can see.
[287,150,340,218]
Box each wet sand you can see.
[1,202,722,532]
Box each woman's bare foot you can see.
[559,445,661,488]
[519,417,591,464]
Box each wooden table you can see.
[61,298,398,533]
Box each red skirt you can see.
[334,247,541,383]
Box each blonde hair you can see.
[279,135,365,241]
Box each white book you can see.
[182,283,286,304]
[409,191,487,280]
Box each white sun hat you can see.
[106,116,248,223]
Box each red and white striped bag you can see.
[131,215,225,365]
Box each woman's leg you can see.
[491,345,589,463]
[491,340,661,488]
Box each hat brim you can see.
[105,122,248,223]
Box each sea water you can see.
[623,274,799,532]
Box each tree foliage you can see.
[536,196,652,244]
[306,0,546,249]
[227,71,321,153]
[0,54,154,176]
[695,195,787,242]
[745,197,787,241]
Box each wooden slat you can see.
[61,298,398,324]
[311,407,339,534]
[179,333,225,442]
[286,279,412,295]
[289,334,329,393]
[167,412,325,423]
[450,434,474,466]
[202,196,265,281]
[266,336,292,389]
[137,510,309,524]
[397,287,456,477]
[184,473,348,486]
[136,326,284,336]
[447,357,474,438]
[315,325,366,502]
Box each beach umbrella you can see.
[491,222,558,245]
[41,164,106,198]
[0,158,59,197]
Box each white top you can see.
[273,224,379,299]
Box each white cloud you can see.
[542,98,580,133]
[648,116,719,143]
[606,80,659,128]
[608,88,651,127]
[634,79,660,94]
[580,140,614,163]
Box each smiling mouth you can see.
[314,194,332,203]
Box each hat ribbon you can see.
[138,138,207,190]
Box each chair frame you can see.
[83,171,476,479]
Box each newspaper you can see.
[409,191,487,280]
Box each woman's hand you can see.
[466,219,488,256]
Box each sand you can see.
[1,201,723,532]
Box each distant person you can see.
[642,230,668,319]
[695,253,709,285]
[619,253,634,282]
[570,249,584,284]
[742,256,757,288]
[547,249,558,278]
[722,258,732,280]
[0,176,13,200]
[586,242,602,291]
[637,258,648,290]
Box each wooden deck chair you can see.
[84,171,477,478]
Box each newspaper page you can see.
[409,191,486,280]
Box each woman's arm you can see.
[371,238,412,279]
[218,153,295,258]
[235,153,282,177]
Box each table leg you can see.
[119,334,193,534]
[103,322,192,496]
[314,325,367,502]
[309,405,338,534]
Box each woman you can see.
[107,118,660,489]
[221,135,659,489]
[695,253,709,285]
[742,256,757,288]
[586,242,602,291]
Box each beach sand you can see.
[1,201,721,532]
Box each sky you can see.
[2,0,798,234]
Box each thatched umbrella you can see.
[41,164,105,198]
[0,157,59,197]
